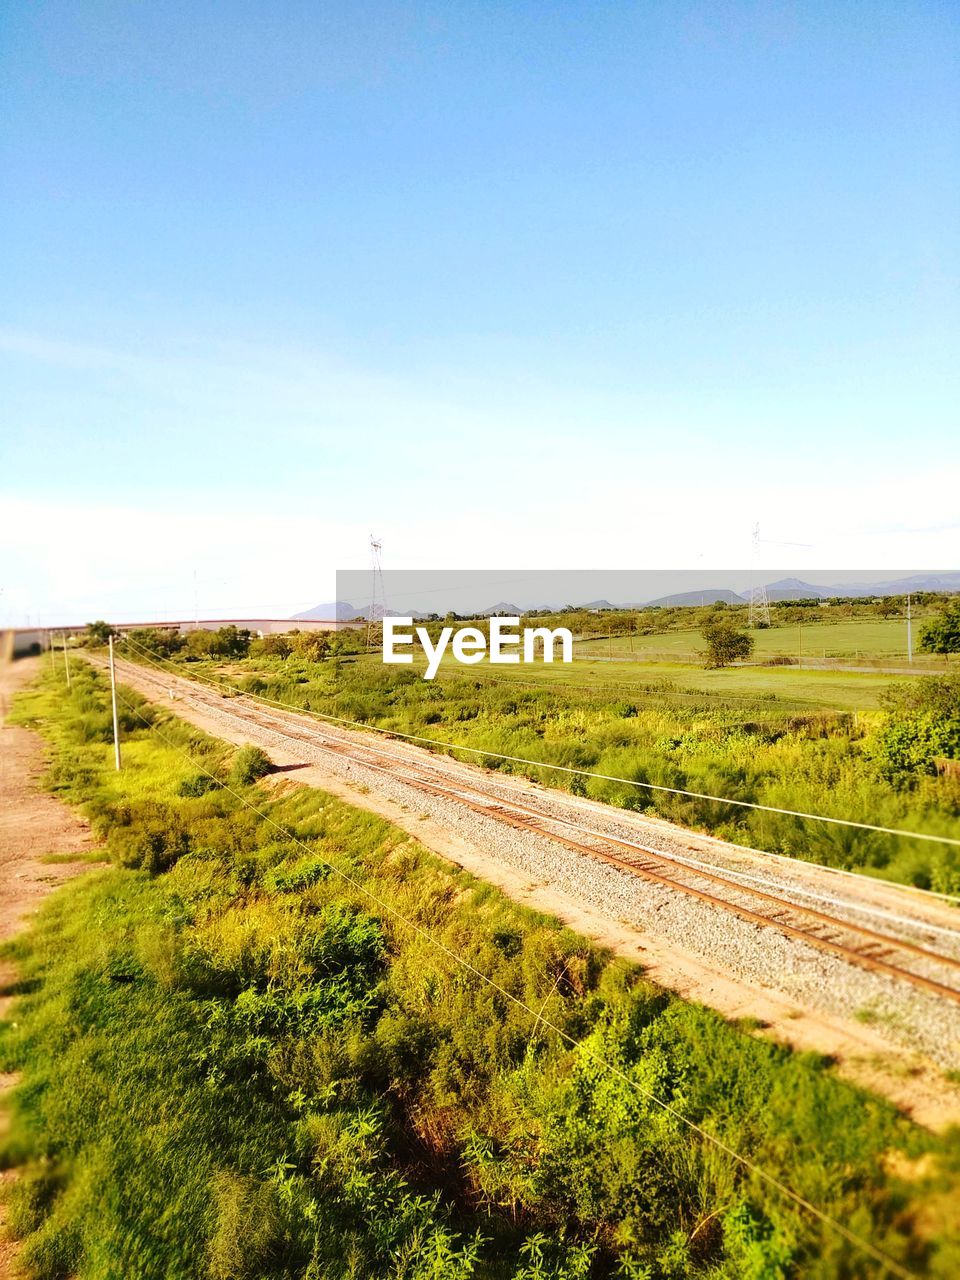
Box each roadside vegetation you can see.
[4,664,960,1278]
[119,621,960,893]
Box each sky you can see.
[1,1,958,625]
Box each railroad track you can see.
[111,656,960,1009]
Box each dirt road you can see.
[0,657,103,1276]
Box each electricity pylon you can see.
[366,536,386,650]
[748,524,771,627]
[747,523,814,627]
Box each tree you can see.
[85,620,114,646]
[920,599,960,655]
[128,627,185,659]
[875,596,900,619]
[185,625,251,659]
[293,631,331,662]
[251,633,294,659]
[702,620,754,669]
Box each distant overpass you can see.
[1,616,363,660]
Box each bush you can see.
[869,675,960,786]
[84,620,114,646]
[249,634,293,659]
[229,745,272,786]
[108,801,193,873]
[177,773,222,798]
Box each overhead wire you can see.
[99,671,918,1280]
[115,633,960,853]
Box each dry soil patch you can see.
[0,657,105,1275]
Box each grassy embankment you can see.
[147,639,960,893]
[3,663,960,1277]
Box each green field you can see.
[424,655,901,712]
[573,618,942,665]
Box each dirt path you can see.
[0,658,103,1276]
[107,657,960,1130]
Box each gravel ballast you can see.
[114,661,960,1070]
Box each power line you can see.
[115,634,960,852]
[108,639,960,917]
[99,676,917,1280]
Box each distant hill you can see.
[762,574,960,601]
[292,601,427,621]
[480,602,524,616]
[291,574,959,621]
[649,574,960,607]
[762,578,826,601]
[292,601,359,620]
[833,573,960,596]
[645,589,746,607]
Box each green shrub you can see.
[229,745,272,786]
[869,676,960,786]
[177,772,221,797]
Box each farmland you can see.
[428,655,899,712]
[572,618,944,667]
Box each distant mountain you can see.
[292,574,959,621]
[649,574,960,607]
[292,601,427,621]
[292,601,358,620]
[645,589,746,607]
[481,602,524,616]
[761,578,826,601]
[762,574,960,601]
[830,573,960,596]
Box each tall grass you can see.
[3,667,960,1278]
[184,655,960,891]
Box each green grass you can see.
[159,649,960,893]
[573,619,947,666]
[5,664,960,1277]
[424,655,900,712]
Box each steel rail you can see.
[112,657,960,1007]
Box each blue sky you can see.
[2,1,958,624]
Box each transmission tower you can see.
[747,523,771,628]
[366,536,386,650]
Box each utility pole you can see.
[108,633,122,770]
[62,631,71,689]
[906,595,913,664]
